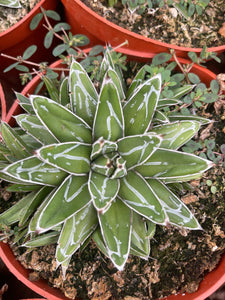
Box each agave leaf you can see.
[92,226,109,257]
[136,148,213,181]
[93,78,124,141]
[110,156,127,179]
[91,153,116,177]
[1,122,32,159]
[3,156,67,186]
[131,212,150,259]
[126,65,146,100]
[150,121,201,150]
[118,171,166,224]
[0,0,21,9]
[32,96,92,143]
[42,76,59,103]
[15,114,58,145]
[88,171,120,212]
[123,74,161,136]
[6,184,41,192]
[59,77,70,106]
[91,137,117,160]
[172,85,194,98]
[19,186,54,227]
[23,231,59,248]
[69,60,98,126]
[30,175,91,232]
[145,220,156,238]
[117,134,162,169]
[99,48,115,80]
[152,110,170,123]
[56,202,97,264]
[157,98,182,108]
[15,92,33,114]
[105,67,125,101]
[169,114,211,125]
[36,142,91,175]
[0,191,37,226]
[0,143,13,163]
[147,179,201,229]
[99,198,132,271]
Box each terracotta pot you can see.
[61,0,225,61]
[0,56,225,299]
[0,0,60,107]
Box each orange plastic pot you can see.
[61,0,225,61]
[0,57,225,300]
[0,0,60,94]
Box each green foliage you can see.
[0,49,213,272]
[0,0,21,8]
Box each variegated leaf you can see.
[43,76,59,103]
[117,134,162,169]
[126,66,146,100]
[36,142,91,175]
[110,156,127,179]
[16,92,33,114]
[136,149,213,181]
[105,67,125,101]
[99,198,132,271]
[69,60,98,126]
[173,85,194,98]
[29,175,91,232]
[23,231,59,248]
[56,202,97,264]
[6,184,41,192]
[59,77,70,106]
[123,74,161,136]
[91,153,116,177]
[0,0,21,8]
[15,114,58,145]
[91,137,117,160]
[118,171,166,224]
[3,156,67,186]
[131,212,150,259]
[150,121,201,149]
[93,78,124,141]
[147,179,201,229]
[145,220,156,238]
[1,122,32,159]
[152,110,169,123]
[88,171,119,212]
[32,96,92,143]
[157,98,182,108]
[169,114,211,125]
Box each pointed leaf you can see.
[32,96,92,143]
[118,171,166,224]
[92,227,109,257]
[117,134,162,169]
[91,137,117,160]
[16,92,33,114]
[23,231,59,248]
[136,149,213,181]
[56,202,97,263]
[152,110,170,123]
[173,85,194,99]
[90,153,117,177]
[126,66,146,100]
[88,171,119,212]
[105,67,125,101]
[1,122,32,159]
[99,199,132,271]
[93,78,124,141]
[15,114,58,145]
[42,76,59,103]
[3,156,67,186]
[157,98,182,108]
[69,60,98,126]
[169,114,211,125]
[110,156,127,179]
[123,74,161,136]
[30,175,91,232]
[147,179,201,229]
[59,77,70,106]
[150,121,201,149]
[36,142,91,175]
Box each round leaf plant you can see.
[0,49,213,274]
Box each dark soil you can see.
[82,0,225,48]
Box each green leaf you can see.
[91,153,117,177]
[44,10,61,21]
[93,78,124,141]
[150,121,201,149]
[169,114,210,125]
[136,149,213,181]
[56,202,97,264]
[59,77,70,106]
[3,156,67,186]
[172,85,194,99]
[42,76,60,102]
[92,227,109,257]
[117,134,162,169]
[157,98,181,108]
[147,179,201,229]
[30,175,91,232]
[119,171,165,224]
[6,184,40,192]
[23,231,59,248]
[0,0,21,8]
[152,110,169,123]
[15,92,33,114]
[91,137,117,160]
[188,73,200,84]
[131,212,150,259]
[53,44,69,57]
[32,96,92,143]
[3,62,19,73]
[36,142,91,175]
[123,74,161,136]
[99,199,132,270]
[105,67,125,101]
[69,60,98,126]
[53,22,71,32]
[15,114,58,145]
[88,171,119,212]
[22,45,37,60]
[1,122,32,159]
[29,12,43,30]
[126,65,146,100]
[152,53,172,66]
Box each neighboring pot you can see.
[0,0,59,103]
[61,0,225,61]
[0,57,225,300]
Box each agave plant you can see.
[0,49,212,273]
[0,0,21,8]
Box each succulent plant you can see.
[0,49,212,273]
[0,0,21,8]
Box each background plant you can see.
[0,48,213,273]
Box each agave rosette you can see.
[0,49,212,272]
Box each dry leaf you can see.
[219,22,225,38]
